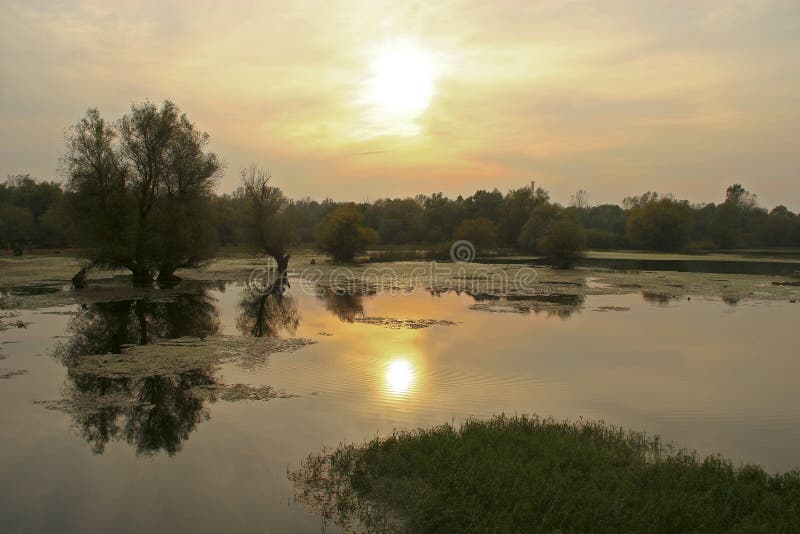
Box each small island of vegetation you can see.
[292,415,800,533]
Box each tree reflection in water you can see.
[52,287,222,456]
[236,290,299,337]
[316,289,366,323]
[467,292,586,319]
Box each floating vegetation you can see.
[2,256,800,311]
[641,292,678,305]
[0,369,28,379]
[468,294,585,319]
[594,306,631,312]
[195,383,297,402]
[60,336,314,379]
[35,290,317,456]
[353,317,458,329]
[290,415,800,533]
[0,294,29,331]
[38,335,311,456]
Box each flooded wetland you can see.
[1,254,800,531]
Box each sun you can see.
[365,40,437,119]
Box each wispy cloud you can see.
[1,0,799,208]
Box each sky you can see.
[1,0,799,209]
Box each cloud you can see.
[1,0,799,208]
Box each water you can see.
[1,281,799,532]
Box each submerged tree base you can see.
[290,415,800,533]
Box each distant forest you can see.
[2,170,799,256]
[2,102,799,262]
[2,174,798,255]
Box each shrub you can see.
[316,204,377,262]
[539,214,586,268]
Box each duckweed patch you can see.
[353,317,458,329]
[61,336,314,379]
[0,369,28,379]
[594,306,631,312]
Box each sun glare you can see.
[364,40,438,122]
[385,358,415,396]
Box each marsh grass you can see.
[290,415,800,533]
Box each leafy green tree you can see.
[316,204,377,262]
[0,205,35,254]
[709,184,759,249]
[420,193,465,244]
[753,206,800,247]
[453,217,497,253]
[518,203,560,253]
[0,174,67,250]
[498,188,535,246]
[465,189,504,220]
[539,213,586,268]
[366,198,425,244]
[63,101,220,284]
[626,197,693,252]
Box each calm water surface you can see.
[1,281,799,532]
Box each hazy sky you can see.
[1,0,798,208]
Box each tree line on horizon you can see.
[1,101,799,280]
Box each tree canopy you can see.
[316,204,377,262]
[62,101,220,282]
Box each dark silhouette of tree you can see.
[239,165,296,292]
[62,101,220,284]
[10,146,800,256]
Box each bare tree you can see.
[239,165,296,293]
[570,189,590,209]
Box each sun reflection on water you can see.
[385,358,415,397]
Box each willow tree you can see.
[239,165,296,293]
[63,101,220,285]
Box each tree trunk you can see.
[134,300,148,345]
[71,262,94,289]
[271,253,290,294]
[156,265,182,283]
[131,265,154,285]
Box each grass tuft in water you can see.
[290,414,800,533]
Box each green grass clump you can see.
[290,415,800,533]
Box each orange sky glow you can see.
[1,0,798,208]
